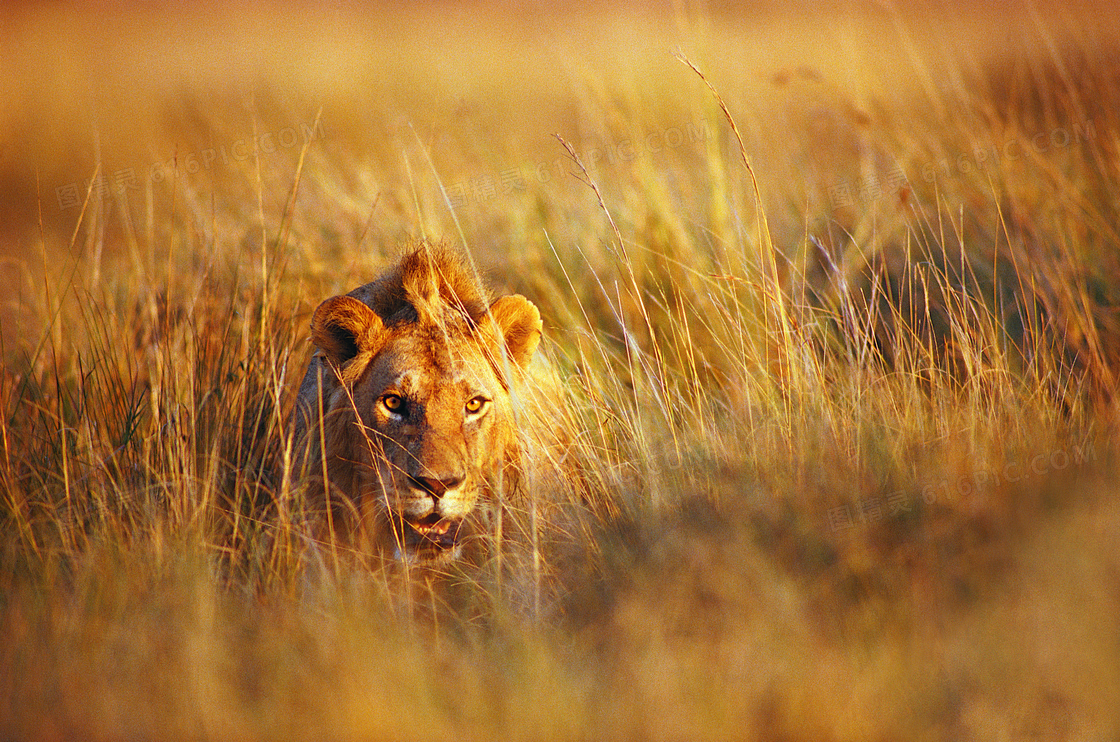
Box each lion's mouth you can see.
[401,514,463,558]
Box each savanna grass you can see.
[2,2,1118,739]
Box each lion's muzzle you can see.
[389,479,474,562]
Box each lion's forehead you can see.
[391,367,475,396]
[375,333,496,400]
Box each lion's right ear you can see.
[485,294,543,368]
[310,296,385,367]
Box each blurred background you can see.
[4,0,1116,342]
[2,1,1119,740]
[4,0,1113,243]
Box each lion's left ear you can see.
[485,294,542,368]
[311,295,385,368]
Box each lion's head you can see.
[292,248,544,564]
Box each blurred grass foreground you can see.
[2,1,1120,739]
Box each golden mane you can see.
[289,245,555,564]
[352,246,492,329]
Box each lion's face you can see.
[305,261,542,565]
[341,323,519,562]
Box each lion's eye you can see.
[465,396,488,415]
[382,394,405,414]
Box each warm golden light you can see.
[1,1,1118,739]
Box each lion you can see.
[289,246,553,566]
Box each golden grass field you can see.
[2,0,1119,739]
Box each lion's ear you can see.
[311,296,385,367]
[486,294,542,368]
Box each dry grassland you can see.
[1,1,1119,739]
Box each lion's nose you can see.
[410,473,464,498]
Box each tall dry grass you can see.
[2,2,1119,739]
